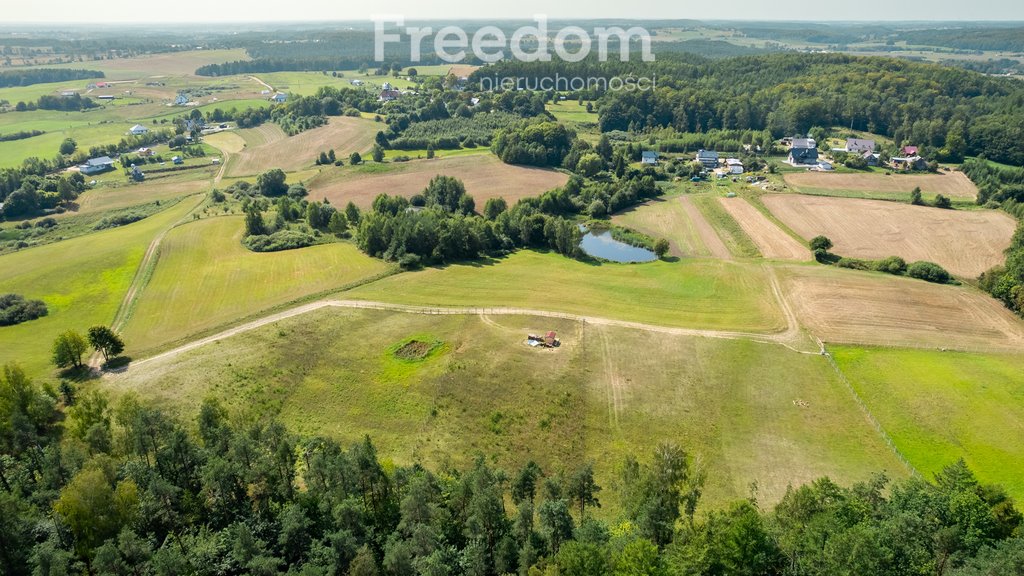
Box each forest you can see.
[0,68,103,88]
[2,361,1023,576]
[474,53,1024,165]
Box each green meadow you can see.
[104,307,906,510]
[832,346,1024,499]
[121,215,391,355]
[0,196,201,377]
[346,250,785,332]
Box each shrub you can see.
[809,236,833,252]
[242,230,316,252]
[874,255,907,275]
[94,213,144,230]
[654,238,670,259]
[934,194,952,209]
[907,260,952,284]
[0,293,48,326]
[836,257,871,270]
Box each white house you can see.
[128,124,149,136]
[271,93,288,103]
[641,151,659,165]
[725,158,744,174]
[79,156,115,175]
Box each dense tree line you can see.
[356,176,582,267]
[14,93,98,112]
[477,53,1024,165]
[1,172,87,219]
[962,159,1024,316]
[0,68,103,88]
[389,111,521,151]
[0,129,45,142]
[1,360,1022,575]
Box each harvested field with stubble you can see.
[778,264,1024,352]
[225,117,378,177]
[612,196,713,258]
[784,171,978,199]
[764,194,1015,277]
[718,197,809,261]
[309,153,569,208]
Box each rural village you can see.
[2,16,1024,576]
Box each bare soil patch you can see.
[764,194,1015,277]
[719,197,809,260]
[682,196,732,259]
[784,171,978,199]
[226,117,378,177]
[309,154,569,208]
[779,264,1024,352]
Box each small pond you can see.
[579,228,657,263]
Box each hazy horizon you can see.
[2,0,1023,24]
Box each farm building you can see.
[845,138,875,153]
[696,149,719,169]
[788,138,819,165]
[271,93,288,103]
[174,94,190,106]
[890,155,927,171]
[96,95,116,100]
[726,158,744,174]
[79,156,115,175]
[128,124,149,135]
[641,151,659,165]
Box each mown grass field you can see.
[121,215,392,355]
[612,194,712,258]
[105,308,906,510]
[0,197,200,377]
[346,250,785,332]
[832,346,1024,499]
[545,101,600,125]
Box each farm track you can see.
[123,279,816,372]
[89,196,205,369]
[680,196,732,259]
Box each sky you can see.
[2,0,1023,23]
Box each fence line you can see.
[820,343,920,478]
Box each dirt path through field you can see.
[719,197,809,261]
[681,196,732,259]
[123,290,815,372]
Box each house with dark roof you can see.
[641,151,659,165]
[696,149,719,170]
[862,151,881,166]
[378,89,401,102]
[788,138,819,165]
[79,156,115,175]
[174,94,189,106]
[845,138,875,154]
